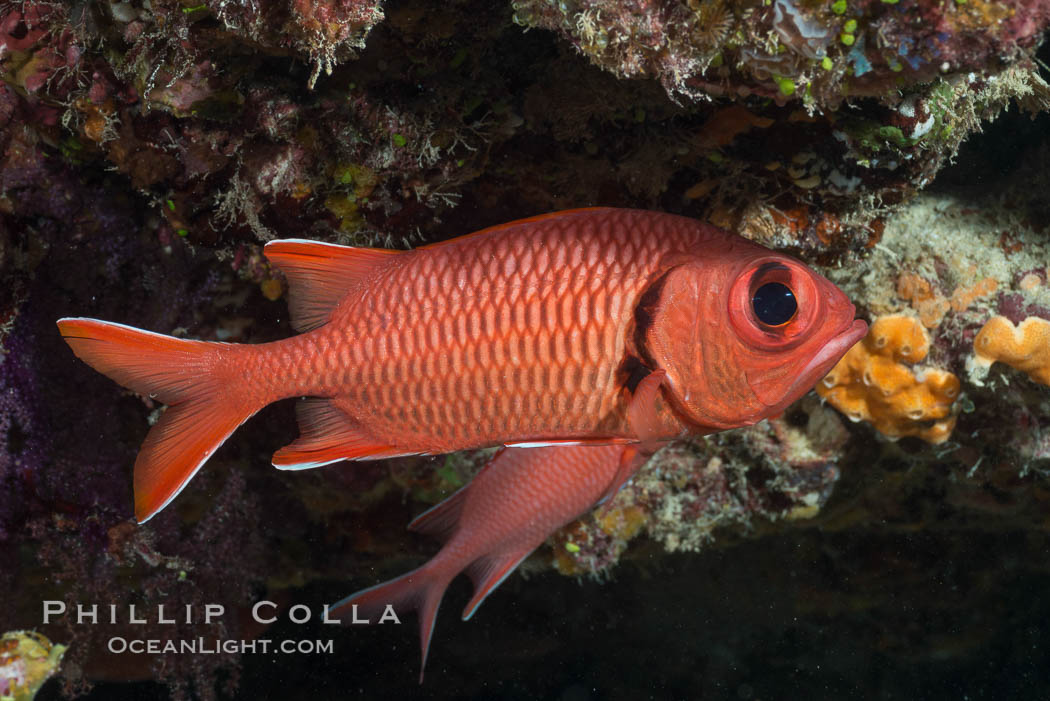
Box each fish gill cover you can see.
[2,0,1050,699]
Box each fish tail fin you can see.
[331,564,452,683]
[56,317,261,523]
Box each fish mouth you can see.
[787,317,868,399]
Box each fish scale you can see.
[316,210,697,451]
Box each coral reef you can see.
[971,315,1050,386]
[0,631,66,701]
[3,0,1050,696]
[512,0,1050,108]
[817,156,1050,465]
[0,0,493,250]
[550,396,849,574]
[816,314,961,443]
[1,0,1046,264]
[514,0,1050,219]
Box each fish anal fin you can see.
[272,397,413,469]
[461,547,534,621]
[263,239,399,332]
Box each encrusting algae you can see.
[972,316,1050,387]
[817,315,961,444]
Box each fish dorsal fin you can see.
[417,207,612,250]
[263,239,400,332]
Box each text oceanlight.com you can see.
[107,637,335,655]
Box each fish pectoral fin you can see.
[272,397,414,469]
[263,239,400,332]
[461,548,535,622]
[596,370,669,513]
[627,368,667,442]
[595,445,649,515]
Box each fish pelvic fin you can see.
[331,565,452,684]
[461,548,534,622]
[271,398,416,468]
[56,318,261,523]
[406,452,491,539]
[408,486,469,541]
[263,239,399,332]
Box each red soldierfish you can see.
[57,208,867,522]
[331,444,628,682]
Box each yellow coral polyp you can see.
[973,316,1050,386]
[595,504,648,541]
[817,315,960,444]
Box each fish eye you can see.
[752,282,797,326]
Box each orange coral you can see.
[595,503,647,541]
[816,315,960,444]
[949,277,998,313]
[260,278,283,301]
[896,272,949,328]
[973,316,1050,386]
[694,105,774,149]
[74,98,117,144]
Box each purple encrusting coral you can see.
[0,85,141,543]
[0,76,279,694]
[0,325,35,544]
[0,244,276,698]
